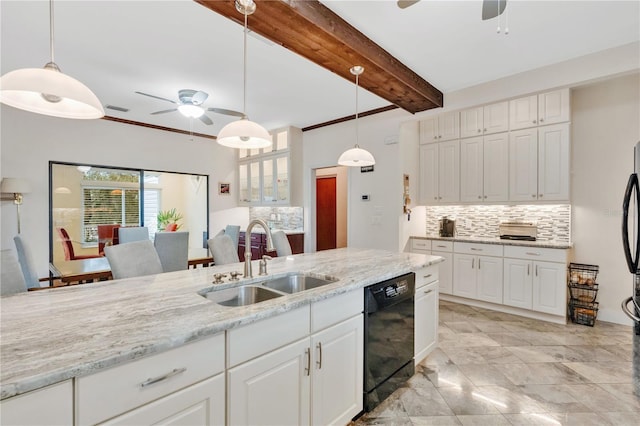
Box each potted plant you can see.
[157,208,183,232]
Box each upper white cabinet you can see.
[509,123,569,202]
[238,126,302,206]
[460,133,509,203]
[460,101,509,138]
[509,88,570,130]
[0,381,72,426]
[419,140,460,205]
[420,111,460,143]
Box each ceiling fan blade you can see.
[482,0,507,20]
[135,91,177,104]
[199,114,214,125]
[397,0,420,9]
[191,91,209,106]
[150,108,177,115]
[207,107,245,117]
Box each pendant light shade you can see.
[0,0,104,119]
[338,66,375,167]
[217,0,271,150]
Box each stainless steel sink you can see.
[260,273,337,294]
[201,285,283,307]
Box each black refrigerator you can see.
[621,141,640,397]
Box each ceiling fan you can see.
[135,89,244,125]
[397,0,507,20]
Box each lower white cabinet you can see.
[453,254,503,304]
[102,374,225,426]
[0,380,72,425]
[532,261,566,315]
[433,250,453,295]
[503,258,533,309]
[415,266,438,365]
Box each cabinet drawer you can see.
[415,265,439,289]
[311,289,362,333]
[412,238,431,251]
[430,240,453,252]
[228,306,310,368]
[454,242,503,257]
[1,380,72,425]
[77,333,225,426]
[504,245,567,263]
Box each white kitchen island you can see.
[0,247,443,425]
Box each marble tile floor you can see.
[354,300,638,426]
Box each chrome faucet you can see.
[244,219,274,278]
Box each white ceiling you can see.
[1,0,638,137]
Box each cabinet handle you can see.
[139,368,187,388]
[532,194,536,198]
[483,195,487,199]
[472,258,475,268]
[316,342,323,369]
[532,120,537,124]
[434,197,438,200]
[478,196,482,199]
[478,258,481,269]
[436,245,447,248]
[540,118,545,123]
[526,252,541,256]
[305,348,311,376]
[470,248,483,251]
[424,289,434,294]
[536,265,539,276]
[439,135,442,139]
[484,128,487,132]
[527,264,530,275]
[477,129,481,133]
[424,274,433,279]
[433,136,437,140]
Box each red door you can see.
[316,177,337,251]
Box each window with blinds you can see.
[82,188,141,243]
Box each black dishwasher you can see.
[363,272,415,412]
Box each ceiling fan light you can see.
[0,66,104,119]
[178,104,204,118]
[338,146,376,167]
[217,118,272,149]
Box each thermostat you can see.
[362,194,370,201]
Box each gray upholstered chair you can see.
[1,249,28,295]
[13,235,40,289]
[104,240,163,279]
[272,231,292,257]
[224,225,241,251]
[154,231,189,273]
[208,234,240,265]
[117,226,150,245]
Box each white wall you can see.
[571,72,640,325]
[1,106,236,279]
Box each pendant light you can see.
[0,0,104,119]
[338,66,375,167]
[217,0,271,149]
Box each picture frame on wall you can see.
[219,182,230,195]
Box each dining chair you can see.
[224,225,241,251]
[154,231,189,273]
[13,235,40,289]
[1,249,28,295]
[208,234,240,265]
[104,240,163,279]
[272,231,293,257]
[57,227,100,261]
[117,226,150,244]
[97,224,121,254]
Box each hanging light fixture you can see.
[338,66,375,167]
[217,0,271,149]
[0,0,104,119]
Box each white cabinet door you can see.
[532,261,566,316]
[460,137,484,202]
[483,101,509,135]
[311,315,363,426]
[228,338,310,426]
[439,111,460,141]
[538,124,570,201]
[438,140,460,203]
[420,116,439,144]
[415,281,438,365]
[483,133,509,202]
[503,258,533,310]
[453,254,476,299]
[102,374,225,426]
[476,256,504,304]
[433,250,453,295]
[460,106,483,138]
[509,95,538,130]
[509,128,538,201]
[419,144,439,204]
[538,89,570,125]
[0,381,72,426]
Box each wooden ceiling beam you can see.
[194,0,443,114]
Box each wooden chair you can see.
[98,224,121,254]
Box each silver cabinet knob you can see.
[483,195,487,199]
[540,118,545,122]
[477,129,481,133]
[434,197,438,200]
[532,120,537,124]
[478,196,482,199]
[539,194,543,198]
[484,128,487,132]
[532,194,536,198]
[434,136,437,140]
[439,135,442,139]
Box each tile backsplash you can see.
[250,207,304,231]
[425,204,571,243]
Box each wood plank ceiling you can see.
[194,0,443,114]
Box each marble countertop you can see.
[0,248,442,400]
[412,235,573,249]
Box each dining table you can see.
[49,248,213,285]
